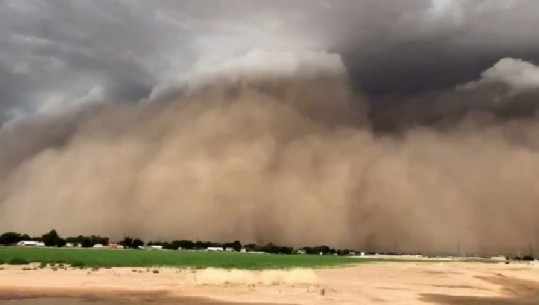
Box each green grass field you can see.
[0,247,380,269]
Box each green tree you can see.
[57,238,67,247]
[175,240,194,250]
[81,237,93,248]
[42,229,61,247]
[232,240,242,252]
[0,232,22,245]
[120,236,133,248]
[244,243,258,252]
[194,241,211,250]
[261,243,278,253]
[132,239,144,249]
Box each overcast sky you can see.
[1,0,539,122]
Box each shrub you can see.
[152,270,159,274]
[39,262,47,269]
[70,261,85,268]
[8,258,30,265]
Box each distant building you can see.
[17,241,45,247]
[65,243,82,248]
[490,255,507,262]
[108,243,124,249]
[93,243,104,248]
[207,247,224,252]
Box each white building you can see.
[65,243,82,248]
[207,247,224,252]
[17,241,45,247]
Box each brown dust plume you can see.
[0,62,538,255]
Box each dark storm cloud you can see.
[370,57,539,131]
[1,0,539,121]
[333,0,539,94]
[0,0,170,119]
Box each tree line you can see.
[0,229,356,255]
[0,230,110,248]
[3,229,536,259]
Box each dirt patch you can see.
[0,290,283,305]
[422,275,539,305]
[195,268,318,286]
[430,284,490,290]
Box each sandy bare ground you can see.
[0,262,538,304]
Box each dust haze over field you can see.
[1,1,539,254]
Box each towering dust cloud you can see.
[1,50,539,255]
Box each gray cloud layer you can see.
[2,0,539,120]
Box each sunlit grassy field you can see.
[0,247,380,269]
